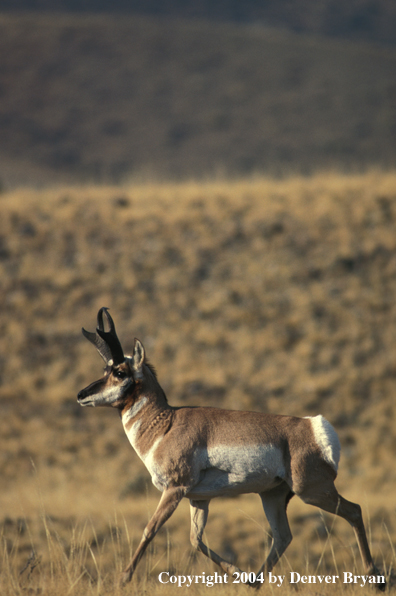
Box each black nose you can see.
[77,390,85,401]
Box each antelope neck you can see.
[122,395,173,435]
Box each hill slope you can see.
[1,172,396,490]
[1,0,396,45]
[1,172,396,591]
[0,13,396,187]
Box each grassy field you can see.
[1,171,396,594]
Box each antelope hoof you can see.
[120,570,133,585]
[375,578,386,592]
[369,567,386,592]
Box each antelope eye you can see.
[114,369,127,379]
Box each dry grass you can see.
[1,171,396,593]
[1,489,394,595]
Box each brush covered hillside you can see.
[1,13,396,187]
[2,0,396,45]
[1,172,396,594]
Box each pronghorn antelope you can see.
[77,308,385,589]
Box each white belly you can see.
[187,443,286,499]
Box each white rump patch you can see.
[306,415,341,472]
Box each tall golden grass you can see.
[1,171,396,593]
[2,488,394,595]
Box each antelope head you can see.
[77,307,145,408]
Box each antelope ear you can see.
[132,338,145,379]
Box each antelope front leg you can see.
[190,499,243,577]
[121,486,186,584]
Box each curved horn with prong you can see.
[82,307,125,366]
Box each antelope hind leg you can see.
[297,481,386,592]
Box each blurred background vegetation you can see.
[0,3,396,593]
[0,2,396,187]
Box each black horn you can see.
[82,307,125,366]
[96,308,125,365]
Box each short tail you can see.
[305,415,341,472]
